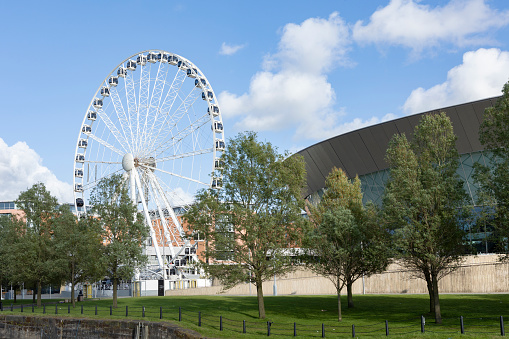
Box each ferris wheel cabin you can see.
[82,125,91,134]
[126,60,136,71]
[74,184,83,192]
[78,139,88,148]
[147,52,158,63]
[195,78,207,87]
[213,121,223,133]
[211,177,223,189]
[158,53,169,63]
[87,111,97,121]
[137,54,147,66]
[108,76,119,87]
[74,169,83,178]
[75,154,85,163]
[117,67,127,78]
[93,98,103,109]
[208,105,220,116]
[187,68,198,78]
[100,87,110,97]
[202,91,213,101]
[215,139,225,151]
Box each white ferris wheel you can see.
[73,49,224,278]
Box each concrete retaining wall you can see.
[165,254,509,296]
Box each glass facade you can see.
[307,151,498,254]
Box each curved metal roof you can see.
[297,96,501,198]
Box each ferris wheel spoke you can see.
[88,133,124,156]
[146,69,187,154]
[124,70,139,154]
[109,86,134,152]
[147,171,187,247]
[82,168,123,191]
[146,85,202,155]
[141,62,170,154]
[95,110,129,153]
[153,113,210,158]
[155,148,213,163]
[83,160,121,164]
[137,62,152,155]
[140,164,209,186]
[132,167,164,269]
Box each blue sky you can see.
[1,0,509,202]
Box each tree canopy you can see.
[306,167,390,321]
[184,132,308,319]
[382,113,468,324]
[474,80,509,255]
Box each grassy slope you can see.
[2,294,508,338]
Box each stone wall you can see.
[0,314,202,339]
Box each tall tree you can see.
[382,113,468,324]
[474,80,509,255]
[184,132,308,319]
[14,183,66,307]
[0,215,16,299]
[306,167,390,321]
[53,206,105,307]
[89,174,148,308]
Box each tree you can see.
[0,215,17,299]
[382,113,468,324]
[184,132,308,319]
[89,174,148,308]
[306,167,390,321]
[474,80,509,255]
[53,206,105,307]
[14,183,67,307]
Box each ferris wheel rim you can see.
[73,49,224,216]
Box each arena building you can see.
[297,96,501,254]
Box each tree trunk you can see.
[432,273,442,324]
[32,285,36,304]
[347,281,354,308]
[71,266,76,308]
[37,281,42,307]
[113,277,118,308]
[13,285,17,303]
[337,289,342,321]
[255,278,265,319]
[423,270,434,314]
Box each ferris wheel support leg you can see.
[151,173,191,254]
[130,169,136,206]
[148,172,178,259]
[133,168,165,272]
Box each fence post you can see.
[501,316,505,336]
[21,304,23,313]
[243,320,246,334]
[110,306,112,316]
[460,316,464,334]
[220,316,223,331]
[10,304,13,312]
[68,304,71,314]
[267,321,271,336]
[160,307,163,320]
[385,320,389,336]
[55,304,58,315]
[352,324,355,337]
[179,307,182,322]
[32,304,34,313]
[322,323,325,338]
[142,306,145,317]
[95,305,97,316]
[421,315,425,333]
[294,322,297,337]
[81,305,83,315]
[126,306,128,317]
[198,312,201,326]
[43,304,45,314]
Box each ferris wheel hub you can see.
[122,153,135,171]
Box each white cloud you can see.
[0,138,73,203]
[219,42,246,56]
[353,0,509,55]
[403,48,509,114]
[219,12,361,141]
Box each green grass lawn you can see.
[2,294,508,338]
